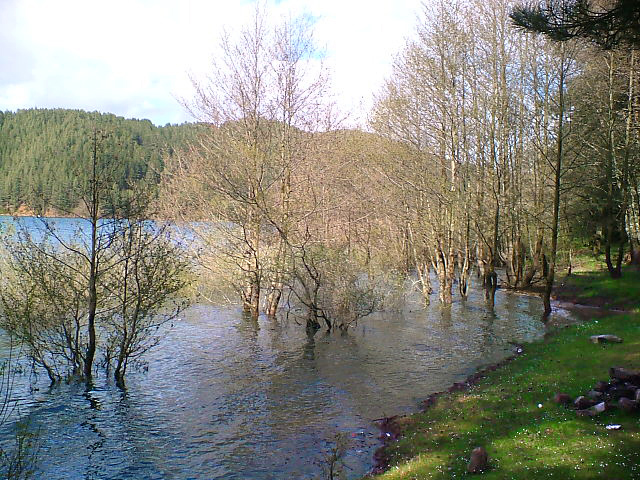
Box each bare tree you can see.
[162,7,335,320]
[0,130,190,385]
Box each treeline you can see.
[159,1,640,328]
[366,0,640,314]
[3,0,639,327]
[0,108,196,213]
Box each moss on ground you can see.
[368,265,640,479]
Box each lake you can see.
[0,216,571,479]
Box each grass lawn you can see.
[367,264,640,479]
[555,266,640,311]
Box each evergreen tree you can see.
[511,0,640,49]
[0,108,197,213]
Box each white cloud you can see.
[0,0,423,126]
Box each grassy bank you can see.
[368,266,640,479]
[555,265,640,311]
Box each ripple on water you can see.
[0,288,560,479]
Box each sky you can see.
[0,0,424,127]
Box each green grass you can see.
[557,265,640,312]
[368,290,640,479]
[567,249,604,273]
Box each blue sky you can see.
[0,0,424,126]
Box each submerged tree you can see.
[103,192,190,388]
[369,0,590,317]
[0,128,190,386]
[161,7,344,324]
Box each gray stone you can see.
[576,402,607,417]
[618,397,638,413]
[608,385,636,400]
[590,335,623,344]
[610,367,640,383]
[593,381,609,392]
[574,396,597,410]
[587,390,604,400]
[467,446,488,474]
[576,408,596,417]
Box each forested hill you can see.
[0,108,197,213]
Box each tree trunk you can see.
[604,50,623,279]
[84,131,99,383]
[241,274,261,320]
[266,285,282,318]
[485,199,500,308]
[543,43,566,321]
[522,230,543,287]
[485,270,498,306]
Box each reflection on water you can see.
[0,286,565,479]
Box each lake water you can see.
[0,215,198,249]
[0,216,570,479]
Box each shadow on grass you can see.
[555,266,640,311]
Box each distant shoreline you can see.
[0,204,75,218]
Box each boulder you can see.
[593,381,609,392]
[591,335,623,344]
[593,401,607,413]
[576,408,595,417]
[576,402,607,417]
[467,446,488,474]
[574,396,597,410]
[554,393,572,404]
[610,367,640,384]
[618,397,638,413]
[609,377,624,387]
[586,390,604,401]
[608,385,637,400]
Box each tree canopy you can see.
[510,0,640,49]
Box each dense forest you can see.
[0,108,196,213]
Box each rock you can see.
[554,393,572,405]
[625,383,640,398]
[635,389,640,403]
[587,390,604,401]
[591,335,623,344]
[574,396,597,410]
[593,401,607,413]
[467,446,488,474]
[576,402,607,417]
[610,367,640,384]
[593,381,609,392]
[609,377,624,387]
[618,397,638,413]
[607,385,637,400]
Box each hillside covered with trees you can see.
[0,108,196,213]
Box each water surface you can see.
[0,285,564,479]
